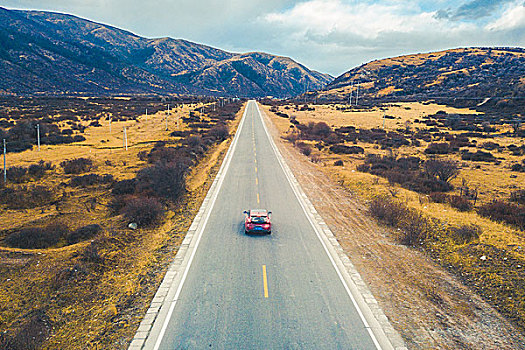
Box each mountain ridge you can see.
[0,7,332,97]
[317,47,525,105]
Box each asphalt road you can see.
[146,101,380,349]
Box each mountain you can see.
[0,7,332,97]
[318,47,525,103]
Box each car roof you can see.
[250,209,267,216]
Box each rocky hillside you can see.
[319,48,525,106]
[0,7,332,97]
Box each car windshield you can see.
[250,216,266,223]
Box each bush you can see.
[430,192,449,203]
[478,201,525,230]
[6,223,69,249]
[510,190,525,205]
[6,166,28,183]
[450,225,481,244]
[0,185,55,209]
[334,160,344,166]
[112,179,136,195]
[66,224,102,244]
[448,195,473,211]
[424,159,459,183]
[369,195,430,245]
[425,142,453,155]
[296,142,312,156]
[136,161,188,202]
[60,158,93,174]
[369,195,407,227]
[122,196,163,227]
[70,173,113,187]
[329,144,364,154]
[207,124,229,141]
[461,150,496,162]
[28,161,54,179]
[481,141,500,151]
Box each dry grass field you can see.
[0,99,244,349]
[263,101,525,334]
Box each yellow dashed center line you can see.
[257,193,260,204]
[255,166,257,173]
[255,178,258,185]
[262,265,269,298]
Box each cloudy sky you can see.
[1,0,525,76]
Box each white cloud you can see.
[265,0,442,39]
[486,2,525,30]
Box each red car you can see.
[243,209,272,234]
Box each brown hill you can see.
[318,48,525,110]
[0,7,332,97]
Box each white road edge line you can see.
[149,104,249,350]
[255,101,405,350]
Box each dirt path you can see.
[261,108,525,349]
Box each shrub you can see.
[70,173,113,187]
[296,142,312,156]
[369,195,430,245]
[510,190,525,205]
[28,161,54,179]
[122,196,163,227]
[448,195,473,211]
[481,141,500,151]
[136,161,188,202]
[478,201,525,230]
[66,224,102,244]
[424,142,452,155]
[334,160,344,166]
[112,179,136,195]
[430,192,449,203]
[6,166,28,183]
[369,195,407,227]
[208,124,229,141]
[424,159,459,183]
[0,185,55,209]
[461,150,496,162]
[450,225,481,244]
[60,158,93,174]
[329,144,364,154]
[6,223,69,249]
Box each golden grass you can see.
[0,102,245,349]
[263,101,525,264]
[264,102,525,331]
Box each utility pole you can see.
[356,80,360,106]
[3,139,6,184]
[123,126,128,151]
[349,80,354,106]
[36,124,40,151]
[166,105,170,131]
[304,81,309,103]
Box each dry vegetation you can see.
[262,100,525,335]
[0,97,244,349]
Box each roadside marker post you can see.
[109,116,112,133]
[145,108,148,122]
[3,139,6,184]
[36,123,40,151]
[355,80,359,106]
[123,126,128,151]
